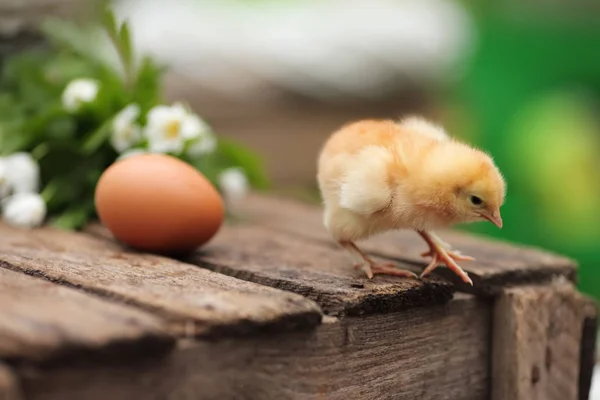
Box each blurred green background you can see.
[449,1,600,301]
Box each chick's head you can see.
[410,141,506,228]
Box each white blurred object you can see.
[219,167,249,201]
[2,192,46,228]
[591,366,600,400]
[3,152,40,194]
[111,104,142,153]
[144,103,208,154]
[114,0,475,100]
[186,133,217,157]
[61,78,99,112]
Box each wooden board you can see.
[0,267,172,364]
[183,224,454,317]
[0,223,322,338]
[237,194,577,293]
[0,364,22,400]
[17,294,492,400]
[491,282,598,400]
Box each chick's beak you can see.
[480,209,503,229]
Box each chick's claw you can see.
[420,249,475,262]
[353,260,417,279]
[370,263,418,279]
[418,231,474,286]
[342,241,417,280]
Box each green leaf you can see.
[0,120,28,155]
[41,177,79,211]
[82,117,114,154]
[46,116,77,141]
[23,104,71,145]
[133,55,165,110]
[50,203,94,230]
[118,22,134,73]
[216,138,271,189]
[100,7,119,40]
[40,18,107,68]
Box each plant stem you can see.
[106,31,134,91]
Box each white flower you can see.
[186,133,217,157]
[111,104,142,152]
[144,103,211,154]
[218,167,249,201]
[2,192,46,228]
[4,152,40,193]
[61,78,99,112]
[117,148,148,160]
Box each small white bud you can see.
[219,167,249,201]
[2,192,46,228]
[4,152,40,193]
[111,104,142,153]
[62,78,99,112]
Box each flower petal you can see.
[5,152,40,193]
[61,78,99,112]
[2,192,46,228]
[181,114,210,140]
[187,134,217,157]
[219,167,249,201]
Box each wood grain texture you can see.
[0,364,22,400]
[237,194,577,294]
[0,223,322,338]
[491,281,597,400]
[0,267,173,364]
[18,294,491,400]
[180,224,454,317]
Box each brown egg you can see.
[95,153,224,254]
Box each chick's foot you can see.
[417,231,474,285]
[341,241,417,280]
[370,263,419,279]
[419,249,474,262]
[352,262,417,279]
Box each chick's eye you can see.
[470,196,483,206]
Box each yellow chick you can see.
[317,117,506,285]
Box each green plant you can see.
[0,6,269,230]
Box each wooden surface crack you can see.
[234,194,578,296]
[0,223,323,345]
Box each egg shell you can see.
[95,154,224,254]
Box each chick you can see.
[317,116,506,285]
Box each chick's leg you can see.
[417,231,474,285]
[339,241,417,280]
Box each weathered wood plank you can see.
[0,223,322,338]
[237,194,577,293]
[0,267,173,363]
[0,364,22,400]
[181,224,455,317]
[18,294,491,400]
[491,281,597,400]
